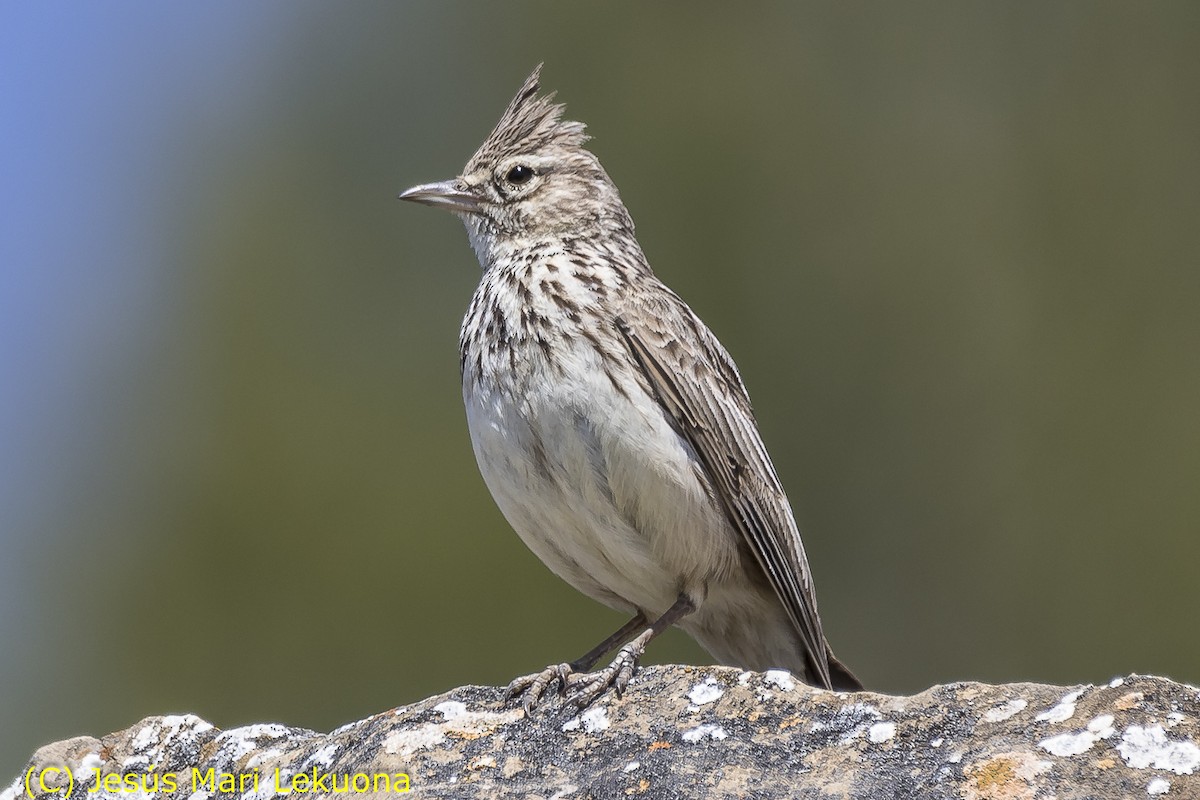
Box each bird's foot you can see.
[506,662,573,714]
[562,629,653,710]
[507,630,655,714]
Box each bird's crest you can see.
[467,64,589,169]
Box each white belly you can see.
[463,337,740,619]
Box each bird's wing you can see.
[615,287,833,689]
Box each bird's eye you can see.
[506,165,535,185]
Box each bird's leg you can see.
[564,594,696,710]
[507,612,647,713]
[569,612,649,672]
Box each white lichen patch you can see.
[1040,731,1100,757]
[241,769,288,800]
[1039,713,1117,757]
[304,743,341,767]
[983,698,1027,723]
[763,670,796,692]
[437,703,521,732]
[131,724,158,751]
[333,717,368,734]
[868,722,896,743]
[682,724,728,743]
[383,724,447,757]
[1118,725,1200,775]
[1147,777,1171,795]
[1090,714,1117,738]
[244,748,284,770]
[434,701,468,720]
[562,706,610,733]
[582,706,611,732]
[213,723,293,763]
[160,714,214,738]
[1036,688,1086,724]
[79,753,103,774]
[120,753,150,770]
[832,702,883,744]
[688,677,725,706]
[384,704,521,757]
[930,737,944,748]
[623,761,640,773]
[126,715,215,767]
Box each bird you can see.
[399,64,862,711]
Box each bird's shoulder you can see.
[613,281,755,420]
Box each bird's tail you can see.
[826,648,864,692]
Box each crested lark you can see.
[400,65,861,710]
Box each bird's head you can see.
[400,65,632,268]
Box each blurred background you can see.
[2,1,1198,778]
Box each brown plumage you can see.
[401,65,861,710]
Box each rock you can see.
[4,666,1198,799]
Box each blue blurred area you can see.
[0,3,286,528]
[0,1,299,773]
[2,1,1199,783]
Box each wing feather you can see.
[615,288,834,689]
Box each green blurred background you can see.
[3,1,1198,778]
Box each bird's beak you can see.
[398,179,482,215]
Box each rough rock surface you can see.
[5,666,1198,799]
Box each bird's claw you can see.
[506,663,573,714]
[509,635,650,715]
[565,640,642,709]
